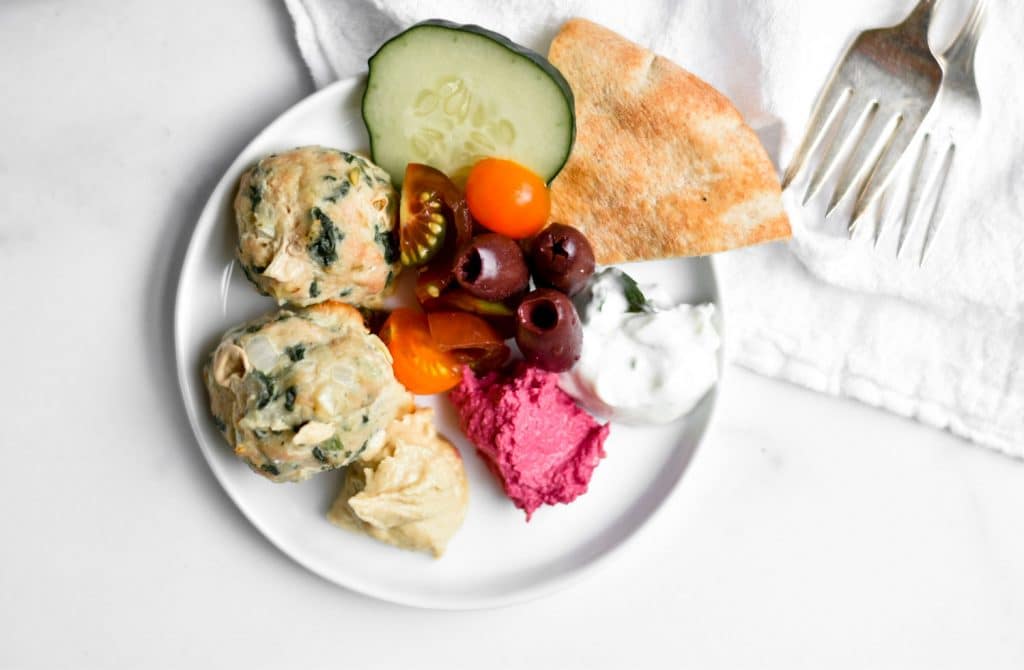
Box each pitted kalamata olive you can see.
[453,233,530,301]
[515,289,583,372]
[528,223,596,296]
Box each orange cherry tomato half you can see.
[465,158,550,239]
[426,311,510,372]
[379,308,462,395]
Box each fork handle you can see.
[902,0,942,46]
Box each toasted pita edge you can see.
[546,18,790,264]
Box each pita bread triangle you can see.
[546,18,790,264]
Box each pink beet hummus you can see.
[449,365,610,520]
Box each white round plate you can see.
[174,76,722,610]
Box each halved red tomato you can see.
[426,312,510,372]
[379,308,462,394]
[414,261,454,304]
[399,164,473,267]
[422,288,514,317]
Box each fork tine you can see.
[847,170,886,240]
[781,86,853,190]
[871,178,894,247]
[827,112,903,216]
[895,133,931,258]
[918,144,956,265]
[908,1,986,261]
[803,99,879,206]
[849,109,923,224]
[874,152,916,248]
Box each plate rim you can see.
[173,75,726,610]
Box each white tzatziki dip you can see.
[559,268,720,424]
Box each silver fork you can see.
[781,0,943,224]
[889,0,986,265]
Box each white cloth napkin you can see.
[285,0,1024,458]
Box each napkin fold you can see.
[285,0,1024,458]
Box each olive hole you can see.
[552,237,570,258]
[529,300,559,331]
[461,249,482,283]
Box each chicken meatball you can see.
[328,407,469,557]
[234,146,400,307]
[204,301,413,483]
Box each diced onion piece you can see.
[244,335,279,371]
[293,421,335,445]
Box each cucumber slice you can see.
[363,20,575,185]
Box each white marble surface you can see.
[1,1,1023,667]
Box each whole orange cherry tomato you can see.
[379,308,462,395]
[465,158,550,239]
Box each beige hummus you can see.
[328,407,468,557]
